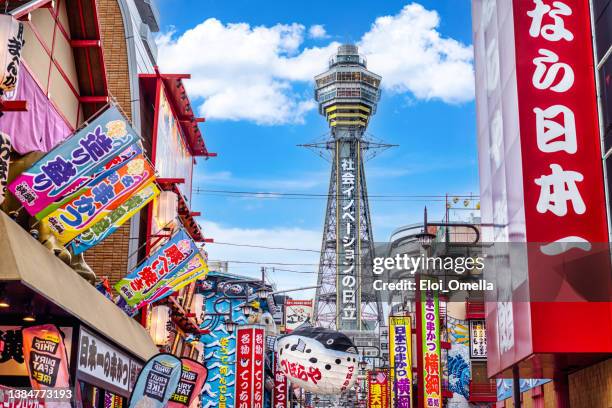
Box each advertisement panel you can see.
[69,182,159,255]
[233,325,266,408]
[22,324,71,408]
[388,316,411,408]
[367,370,389,408]
[115,229,199,306]
[421,288,441,408]
[167,358,208,408]
[469,320,487,359]
[77,327,142,396]
[44,154,154,244]
[284,299,313,333]
[472,0,612,375]
[128,353,182,408]
[8,105,140,217]
[272,355,287,408]
[155,85,193,200]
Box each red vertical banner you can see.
[367,370,389,408]
[22,324,71,408]
[252,327,265,408]
[272,354,288,408]
[167,358,208,408]
[235,327,254,408]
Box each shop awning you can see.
[0,211,157,361]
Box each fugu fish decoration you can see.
[276,325,358,395]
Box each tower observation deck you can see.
[312,44,384,331]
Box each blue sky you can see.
[155,1,479,290]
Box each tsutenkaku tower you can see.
[312,44,383,331]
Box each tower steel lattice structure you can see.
[311,45,384,331]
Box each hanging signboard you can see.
[77,327,142,396]
[22,324,71,408]
[367,370,390,408]
[469,320,487,359]
[115,229,199,306]
[421,286,441,408]
[0,132,10,206]
[8,105,140,217]
[167,358,208,408]
[0,15,24,96]
[235,326,266,408]
[272,354,287,408]
[388,316,412,408]
[44,154,154,244]
[284,299,313,333]
[128,353,182,408]
[70,182,159,255]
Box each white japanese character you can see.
[535,163,585,216]
[527,0,574,42]
[540,236,591,255]
[534,105,576,154]
[532,49,574,92]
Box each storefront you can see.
[0,210,158,406]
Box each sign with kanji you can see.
[235,326,266,408]
[167,358,208,408]
[388,316,412,408]
[22,324,71,408]
[421,283,441,408]
[43,154,154,244]
[77,327,142,395]
[284,299,313,333]
[70,182,159,255]
[469,320,487,359]
[8,105,140,217]
[136,253,209,308]
[367,370,389,408]
[272,354,287,408]
[115,229,199,306]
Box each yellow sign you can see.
[389,316,412,408]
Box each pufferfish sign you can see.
[276,325,358,395]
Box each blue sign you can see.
[128,353,182,408]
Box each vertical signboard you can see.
[469,320,487,359]
[367,370,389,408]
[336,141,359,329]
[167,358,208,408]
[472,0,612,376]
[128,353,182,408]
[235,326,265,408]
[272,355,287,408]
[388,316,412,408]
[421,288,441,408]
[284,300,313,333]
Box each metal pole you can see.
[512,365,521,408]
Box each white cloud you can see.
[308,24,329,39]
[200,220,321,296]
[359,3,474,103]
[156,3,474,125]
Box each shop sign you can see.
[421,286,441,408]
[0,15,24,96]
[136,253,208,308]
[128,354,182,408]
[22,324,71,408]
[167,358,208,408]
[235,326,266,408]
[272,354,287,408]
[469,320,487,359]
[70,182,159,255]
[0,132,10,206]
[44,154,154,244]
[284,299,313,333]
[115,229,199,307]
[388,316,411,408]
[8,105,140,217]
[367,370,389,408]
[77,327,142,395]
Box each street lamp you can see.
[359,357,368,371]
[240,303,253,316]
[256,285,271,299]
[224,318,237,333]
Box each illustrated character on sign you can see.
[276,324,358,394]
